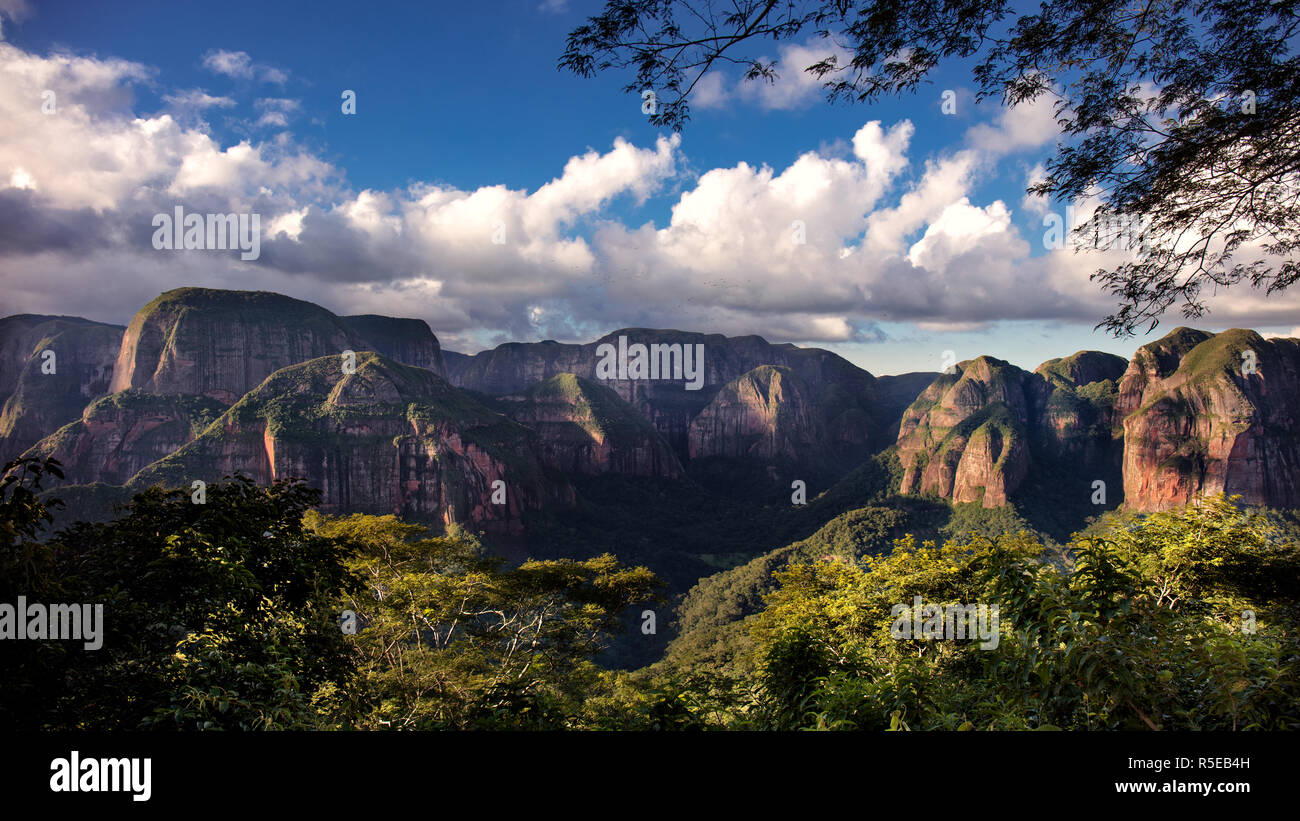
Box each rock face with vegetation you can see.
[111,289,371,403]
[341,314,446,377]
[1117,327,1300,511]
[1033,350,1128,468]
[13,284,1300,539]
[127,353,565,533]
[874,371,944,439]
[687,365,825,463]
[896,351,1126,509]
[491,373,683,478]
[109,289,452,406]
[22,390,225,485]
[0,315,124,463]
[896,356,1036,507]
[446,330,895,472]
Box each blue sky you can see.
[1,0,1296,375]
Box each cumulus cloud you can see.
[201,49,252,79]
[965,94,1060,158]
[906,199,1014,272]
[2,35,1297,355]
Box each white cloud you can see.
[8,166,33,189]
[590,120,912,306]
[253,97,300,128]
[1021,161,1049,215]
[965,94,1060,158]
[201,49,288,84]
[692,71,728,110]
[267,206,307,241]
[916,320,991,333]
[259,66,289,85]
[684,37,853,113]
[738,38,852,110]
[2,36,1298,354]
[0,43,171,210]
[864,151,977,255]
[906,198,1012,271]
[202,49,252,79]
[163,89,236,110]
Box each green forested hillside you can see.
[9,450,1296,731]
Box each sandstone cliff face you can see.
[896,357,1035,507]
[9,291,899,523]
[0,315,124,463]
[1116,327,1215,418]
[874,372,943,440]
[494,373,683,478]
[110,289,370,404]
[448,332,744,455]
[23,390,224,485]
[341,314,446,377]
[110,290,452,405]
[15,283,1300,531]
[1032,350,1127,469]
[896,352,1124,508]
[897,330,1300,514]
[1038,350,1129,391]
[687,366,825,463]
[949,417,1031,506]
[446,329,890,459]
[1118,328,1300,511]
[129,353,570,533]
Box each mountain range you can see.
[4,288,1298,527]
[4,286,1299,655]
